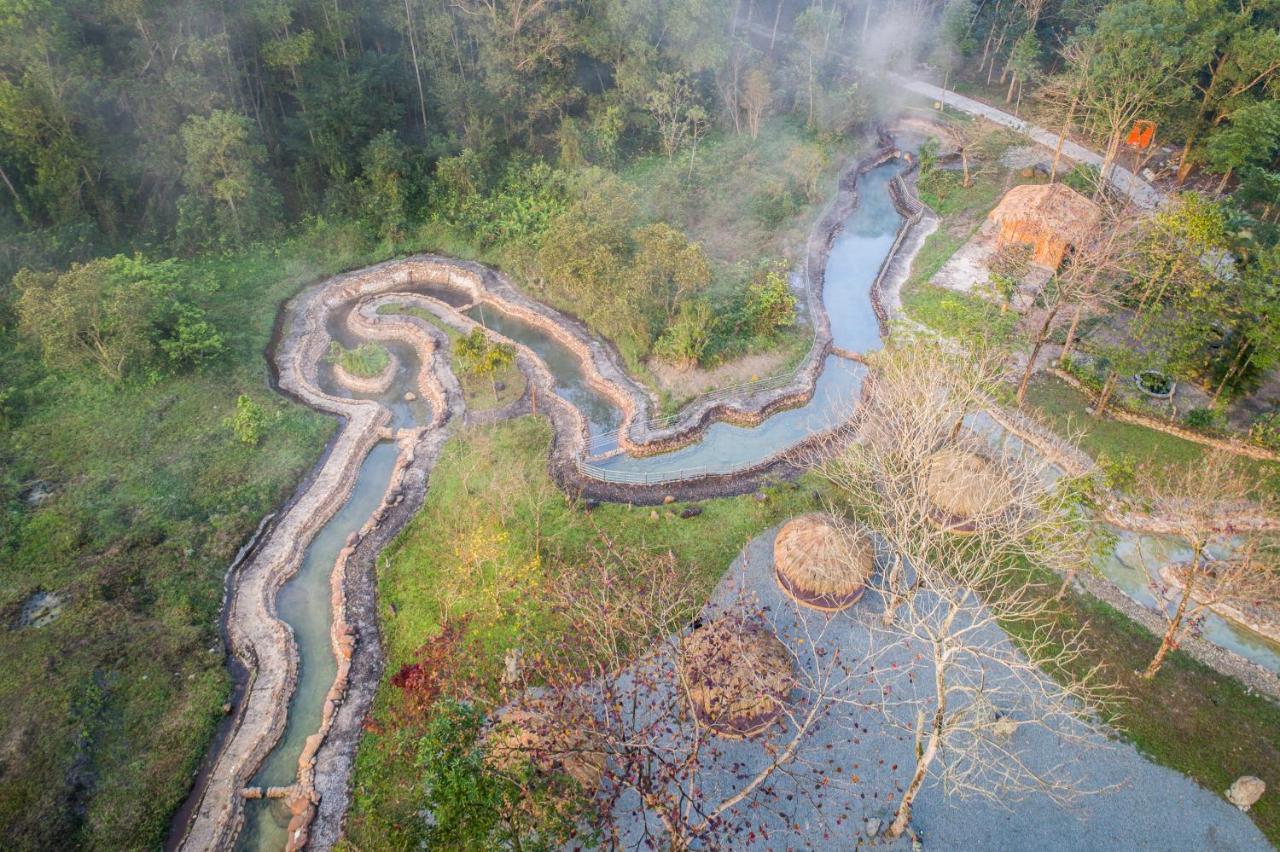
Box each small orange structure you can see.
[1126,120,1156,149]
[987,183,1103,270]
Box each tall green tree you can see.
[176,110,281,247]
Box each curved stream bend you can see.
[179,136,936,852]
[179,124,1280,852]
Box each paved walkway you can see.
[894,77,1165,210]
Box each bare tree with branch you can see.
[1129,451,1280,679]
[815,341,1093,622]
[1014,193,1141,404]
[498,543,872,850]
[866,543,1115,839]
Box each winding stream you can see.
[202,140,1277,852]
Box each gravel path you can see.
[606,526,1270,850]
[893,76,1165,210]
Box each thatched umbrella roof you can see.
[988,183,1102,269]
[679,615,794,739]
[484,697,604,788]
[773,514,875,612]
[924,448,1013,533]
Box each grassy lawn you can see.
[1000,566,1280,846]
[1023,374,1280,493]
[900,285,1018,347]
[342,416,821,849]
[0,218,435,849]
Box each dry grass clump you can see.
[924,447,1014,532]
[773,514,875,612]
[678,615,795,739]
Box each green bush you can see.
[1183,407,1222,431]
[1249,412,1280,451]
[655,299,716,369]
[225,394,268,445]
[750,181,803,228]
[743,263,797,336]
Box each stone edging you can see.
[176,267,465,851]
[1048,367,1280,463]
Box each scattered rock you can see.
[1227,776,1265,811]
[649,510,660,521]
[864,817,881,837]
[753,491,768,502]
[680,506,703,519]
[20,480,54,507]
[345,532,359,548]
[222,703,233,715]
[403,391,416,402]
[18,591,64,628]
[663,495,676,504]
[502,648,523,687]
[581,499,600,512]
[494,380,506,392]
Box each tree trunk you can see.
[770,0,784,52]
[1050,93,1078,183]
[1060,304,1083,363]
[1017,303,1060,404]
[1093,369,1118,418]
[887,661,946,839]
[1215,166,1233,194]
[1211,337,1251,405]
[1143,550,1199,679]
[403,0,430,134]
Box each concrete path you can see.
[894,77,1165,210]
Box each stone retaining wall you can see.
[176,269,464,852]
[329,352,397,396]
[1048,367,1280,463]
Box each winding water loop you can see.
[189,136,1279,852]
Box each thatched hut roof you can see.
[988,183,1102,269]
[773,514,875,612]
[679,616,794,739]
[484,697,604,788]
[924,448,1013,533]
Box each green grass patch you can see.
[1023,374,1280,493]
[342,416,821,848]
[328,341,390,378]
[902,285,1018,347]
[0,216,432,849]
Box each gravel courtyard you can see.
[607,526,1271,850]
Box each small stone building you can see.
[988,183,1102,270]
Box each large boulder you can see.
[1226,776,1265,811]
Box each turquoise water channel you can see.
[239,335,428,849]
[233,149,1277,852]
